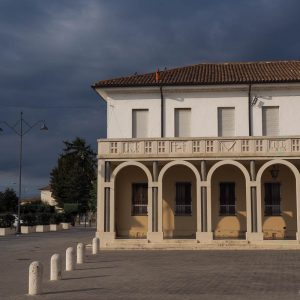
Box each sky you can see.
[0,0,300,197]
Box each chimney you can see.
[155,69,160,83]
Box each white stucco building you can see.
[40,185,57,207]
[93,60,300,249]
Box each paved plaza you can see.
[1,228,300,299]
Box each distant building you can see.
[20,197,41,205]
[40,185,57,206]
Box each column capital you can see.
[104,182,113,188]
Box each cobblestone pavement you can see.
[1,230,300,300]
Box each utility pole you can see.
[0,111,48,234]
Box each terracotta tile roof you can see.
[92,61,300,88]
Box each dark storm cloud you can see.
[0,0,300,196]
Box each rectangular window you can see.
[218,107,235,137]
[264,183,281,216]
[132,183,148,216]
[219,182,236,216]
[132,109,149,138]
[175,182,192,216]
[262,107,279,136]
[174,108,191,137]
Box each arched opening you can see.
[211,164,247,239]
[115,165,150,239]
[161,164,198,239]
[260,164,297,240]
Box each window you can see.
[175,182,192,216]
[219,182,236,216]
[264,183,281,216]
[132,109,149,138]
[218,107,235,137]
[174,108,191,137]
[132,183,148,216]
[262,107,279,136]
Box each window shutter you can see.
[218,107,235,137]
[175,108,191,137]
[132,109,149,138]
[262,107,279,136]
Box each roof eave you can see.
[93,79,300,89]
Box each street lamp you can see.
[270,164,280,180]
[0,111,48,234]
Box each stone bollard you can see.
[50,254,62,280]
[28,261,43,295]
[92,237,100,255]
[77,243,85,264]
[66,247,75,271]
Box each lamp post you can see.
[270,164,280,180]
[0,111,48,234]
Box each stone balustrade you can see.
[98,136,300,159]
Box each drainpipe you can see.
[248,84,252,136]
[160,86,164,137]
[156,70,164,138]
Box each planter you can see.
[21,226,36,234]
[61,223,71,230]
[36,225,50,233]
[50,224,62,231]
[0,227,15,236]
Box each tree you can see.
[50,137,96,215]
[88,180,97,213]
[0,188,18,213]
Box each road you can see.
[1,228,300,299]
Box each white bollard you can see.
[50,254,62,280]
[28,261,43,295]
[92,237,100,255]
[66,247,75,271]
[77,243,85,264]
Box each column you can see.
[196,160,213,242]
[201,187,207,232]
[250,160,257,232]
[152,161,158,232]
[247,160,263,241]
[147,161,163,242]
[296,177,300,241]
[102,161,115,241]
[96,160,105,235]
[201,160,207,232]
[104,161,111,232]
[104,187,110,232]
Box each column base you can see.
[147,232,164,243]
[196,232,213,243]
[246,232,264,242]
[96,231,116,242]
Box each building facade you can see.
[93,61,300,248]
[40,185,57,207]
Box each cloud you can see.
[0,0,300,196]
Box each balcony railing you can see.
[98,136,300,159]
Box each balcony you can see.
[98,136,300,159]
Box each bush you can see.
[50,213,62,225]
[0,214,15,228]
[21,202,55,214]
[61,212,74,223]
[36,213,50,225]
[22,214,36,226]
